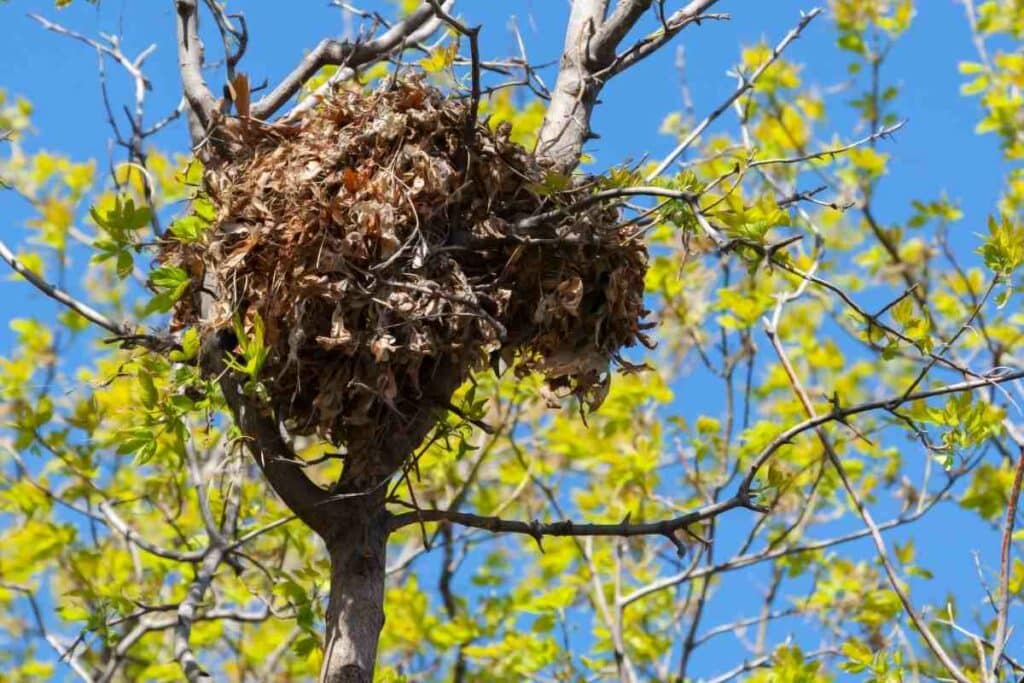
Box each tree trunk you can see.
[319,493,389,683]
[315,358,464,681]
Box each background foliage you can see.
[1,0,1023,681]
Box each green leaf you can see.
[978,214,1024,276]
[145,265,191,315]
[170,327,201,363]
[839,638,873,673]
[137,372,158,409]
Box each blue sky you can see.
[0,0,1017,679]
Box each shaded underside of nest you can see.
[161,77,652,458]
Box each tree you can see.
[0,0,1023,680]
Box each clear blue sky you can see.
[0,0,1014,679]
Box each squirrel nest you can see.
[160,77,652,453]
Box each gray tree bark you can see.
[534,0,609,170]
[319,495,389,683]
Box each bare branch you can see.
[765,314,970,683]
[705,648,837,683]
[173,547,224,681]
[990,445,1024,678]
[513,185,697,232]
[0,582,94,683]
[225,514,298,552]
[253,0,453,121]
[768,258,990,385]
[620,489,956,608]
[647,8,822,181]
[536,0,725,170]
[29,14,175,236]
[739,369,1024,498]
[29,15,154,108]
[387,495,747,554]
[593,0,656,60]
[688,198,731,249]
[694,607,800,648]
[899,277,998,400]
[198,331,339,541]
[748,120,906,170]
[0,237,127,337]
[98,501,206,564]
[602,2,727,78]
[3,445,207,564]
[174,0,219,136]
[828,439,971,681]
[203,0,248,83]
[285,3,453,121]
[0,237,176,352]
[424,0,481,142]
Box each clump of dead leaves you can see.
[160,76,652,453]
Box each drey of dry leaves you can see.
[159,77,652,473]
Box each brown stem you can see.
[990,445,1024,678]
[386,495,747,555]
[255,1,452,121]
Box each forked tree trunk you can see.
[319,494,389,683]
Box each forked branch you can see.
[536,0,723,170]
[197,331,341,541]
[765,319,971,683]
[254,0,454,121]
[390,370,1024,562]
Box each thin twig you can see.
[740,370,1024,497]
[425,0,481,142]
[765,317,971,683]
[647,8,822,180]
[269,0,455,121]
[0,237,173,352]
[0,238,126,337]
[990,445,1024,678]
